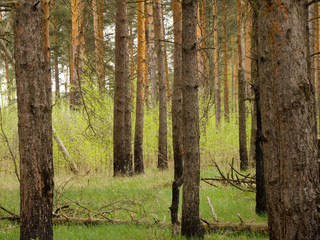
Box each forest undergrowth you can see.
[0,100,263,239]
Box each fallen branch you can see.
[52,126,79,173]
[0,215,268,235]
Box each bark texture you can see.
[134,0,146,174]
[237,0,248,170]
[181,0,205,237]
[154,0,168,170]
[14,1,54,239]
[114,0,132,176]
[258,1,320,239]
[170,0,183,229]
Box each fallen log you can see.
[204,222,268,235]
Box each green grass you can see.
[0,169,267,240]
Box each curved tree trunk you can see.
[15,1,54,239]
[258,1,320,239]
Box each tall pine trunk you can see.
[154,0,168,170]
[93,0,105,93]
[258,1,320,239]
[15,1,54,239]
[52,0,60,104]
[237,0,248,170]
[181,0,204,237]
[146,0,157,108]
[223,0,229,121]
[251,2,266,214]
[114,0,132,176]
[213,1,221,129]
[170,0,183,231]
[134,0,147,174]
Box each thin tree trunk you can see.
[70,0,82,108]
[170,0,183,231]
[114,0,132,176]
[237,0,248,170]
[154,0,168,170]
[146,0,157,108]
[93,0,105,93]
[15,1,54,239]
[223,0,229,122]
[213,0,221,129]
[258,1,320,239]
[181,0,204,237]
[134,0,147,174]
[52,0,60,104]
[231,36,235,113]
[160,7,170,101]
[250,3,266,214]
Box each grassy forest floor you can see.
[0,168,267,240]
[0,103,267,239]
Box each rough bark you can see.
[237,0,248,170]
[134,0,146,174]
[213,1,221,129]
[14,1,54,239]
[154,0,168,170]
[114,0,132,176]
[170,0,183,230]
[258,1,320,239]
[181,0,205,237]
[317,4,320,134]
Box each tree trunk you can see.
[231,36,235,113]
[258,1,320,239]
[93,0,105,93]
[70,0,82,108]
[170,0,183,230]
[114,0,132,176]
[181,0,205,237]
[134,0,147,174]
[237,0,248,170]
[250,3,266,215]
[14,1,54,239]
[154,0,168,170]
[146,0,157,108]
[213,1,221,129]
[52,0,60,104]
[223,0,229,122]
[317,3,320,134]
